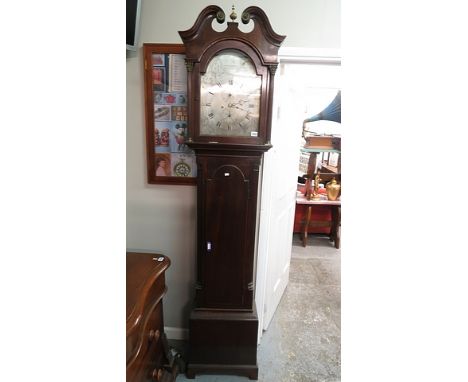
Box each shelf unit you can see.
[300,147,341,179]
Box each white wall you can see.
[126,0,340,332]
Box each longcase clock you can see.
[179,5,285,379]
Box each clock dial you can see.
[200,50,261,137]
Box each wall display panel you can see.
[143,44,196,185]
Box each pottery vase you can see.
[326,178,341,201]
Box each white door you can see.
[256,63,303,338]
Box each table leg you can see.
[336,206,341,249]
[331,206,341,249]
[303,205,312,247]
[329,207,336,244]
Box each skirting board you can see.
[165,326,189,340]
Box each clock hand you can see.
[220,112,233,121]
[232,105,248,111]
[227,100,249,108]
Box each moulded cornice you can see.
[241,6,286,48]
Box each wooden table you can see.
[296,194,341,248]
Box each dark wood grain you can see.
[126,253,176,382]
[178,6,285,379]
[179,5,285,146]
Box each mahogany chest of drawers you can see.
[126,252,173,382]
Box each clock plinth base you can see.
[186,364,258,380]
[186,308,259,380]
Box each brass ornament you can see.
[326,177,341,201]
[229,5,237,21]
[311,172,322,200]
[184,59,194,72]
[216,10,225,23]
[269,64,278,76]
[241,10,250,24]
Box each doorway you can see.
[256,52,341,341]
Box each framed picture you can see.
[143,44,196,185]
[328,152,339,167]
[152,67,166,91]
[151,53,165,67]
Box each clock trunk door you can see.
[199,157,259,310]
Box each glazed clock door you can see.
[200,50,261,138]
[198,156,259,310]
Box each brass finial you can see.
[230,5,237,21]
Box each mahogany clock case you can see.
[178,5,285,380]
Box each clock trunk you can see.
[196,154,260,310]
